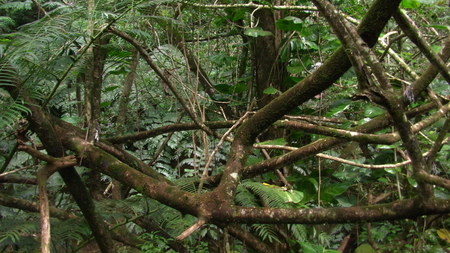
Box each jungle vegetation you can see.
[1,0,450,252]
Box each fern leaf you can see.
[251,223,281,243]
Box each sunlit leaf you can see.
[437,229,450,243]
[400,0,421,8]
[244,28,273,37]
[408,177,417,187]
[364,106,384,118]
[263,86,279,95]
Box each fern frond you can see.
[0,88,31,129]
[235,184,259,207]
[241,181,291,208]
[51,218,91,242]
[0,1,33,11]
[174,177,199,193]
[251,223,281,243]
[0,16,15,32]
[288,224,307,242]
[0,218,40,246]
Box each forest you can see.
[1,0,450,252]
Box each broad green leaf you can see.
[378,177,388,183]
[384,167,400,174]
[400,0,421,8]
[408,177,417,187]
[364,106,384,118]
[326,99,352,117]
[213,83,231,93]
[263,86,279,95]
[281,190,304,204]
[275,16,303,31]
[61,116,80,125]
[320,182,351,203]
[244,28,273,37]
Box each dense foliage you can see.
[1,0,450,252]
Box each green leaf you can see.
[326,99,352,117]
[244,28,273,37]
[378,177,388,183]
[263,86,279,95]
[232,9,246,22]
[104,85,120,92]
[287,59,304,74]
[400,0,420,8]
[281,190,304,204]
[230,82,247,93]
[258,138,286,146]
[425,24,449,30]
[384,167,400,174]
[100,101,111,108]
[363,106,384,118]
[61,116,80,125]
[320,182,351,203]
[213,83,231,93]
[275,16,303,31]
[408,177,417,187]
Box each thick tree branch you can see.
[214,197,450,224]
[1,68,116,253]
[0,192,77,220]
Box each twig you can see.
[176,218,206,241]
[197,112,251,195]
